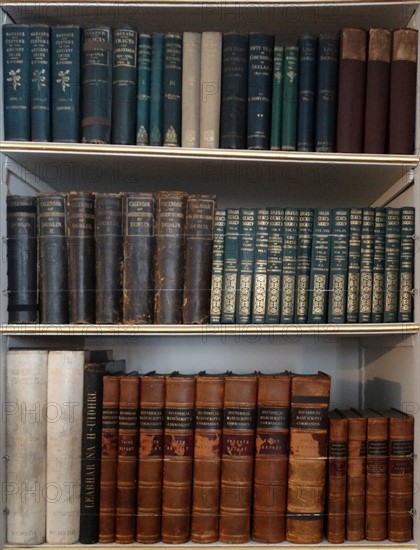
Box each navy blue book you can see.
[149,33,164,146]
[163,33,182,147]
[295,208,314,323]
[221,209,240,324]
[297,35,317,152]
[280,208,299,324]
[81,26,112,144]
[398,207,415,322]
[236,209,257,324]
[136,34,152,145]
[220,33,248,149]
[30,25,51,142]
[328,208,350,324]
[3,25,31,141]
[51,25,81,143]
[265,208,284,323]
[252,209,270,323]
[308,208,332,324]
[371,208,386,323]
[247,33,274,150]
[112,25,138,145]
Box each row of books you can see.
[3,25,418,154]
[6,351,413,546]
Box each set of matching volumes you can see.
[3,24,418,153]
[210,206,415,324]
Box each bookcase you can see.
[0,0,420,548]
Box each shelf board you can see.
[4,544,418,550]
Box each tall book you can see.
[136,34,152,145]
[6,195,38,323]
[295,208,314,323]
[281,46,299,151]
[182,32,201,148]
[346,208,363,323]
[253,373,291,543]
[252,208,270,323]
[270,44,284,151]
[371,208,386,323]
[210,210,227,323]
[6,350,48,544]
[190,373,225,543]
[236,208,256,324]
[280,208,299,324]
[358,208,375,323]
[200,32,222,148]
[297,34,317,152]
[399,206,415,322]
[30,25,50,141]
[219,374,258,543]
[46,350,84,544]
[384,207,401,322]
[161,374,196,543]
[163,33,182,146]
[328,208,349,324]
[265,208,284,323]
[308,208,332,324]
[149,33,164,146]
[221,208,240,323]
[286,372,331,543]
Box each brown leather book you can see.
[190,373,225,543]
[183,195,216,324]
[336,28,367,153]
[363,29,392,153]
[286,372,331,544]
[219,374,258,543]
[115,374,139,543]
[252,373,291,543]
[161,374,196,543]
[389,28,418,154]
[136,373,165,543]
[326,410,348,544]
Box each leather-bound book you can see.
[358,207,375,323]
[399,206,415,322]
[191,373,225,543]
[136,33,152,145]
[163,33,182,147]
[210,210,227,323]
[364,29,392,153]
[265,207,284,323]
[219,374,258,543]
[161,374,196,543]
[123,193,155,324]
[286,372,331,544]
[183,195,216,324]
[281,46,299,151]
[7,195,38,323]
[253,373,291,543]
[252,209,270,324]
[297,34,318,152]
[221,208,240,323]
[270,44,284,151]
[200,32,222,148]
[154,191,187,324]
[372,208,386,323]
[328,208,350,324]
[67,192,96,324]
[280,208,299,323]
[30,25,51,141]
[236,209,257,325]
[336,28,367,153]
[346,208,363,323]
[149,33,164,146]
[384,207,401,323]
[295,208,314,324]
[136,373,165,543]
[389,29,418,154]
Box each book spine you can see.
[295,208,314,323]
[95,193,124,323]
[51,26,81,142]
[265,208,284,323]
[210,210,227,323]
[191,375,225,543]
[221,208,240,324]
[200,32,222,148]
[384,208,401,323]
[161,375,196,543]
[220,33,248,149]
[149,33,164,146]
[308,208,332,324]
[219,375,258,543]
[6,195,38,323]
[252,208,270,323]
[67,192,96,324]
[281,46,299,151]
[122,193,155,324]
[280,208,299,324]
[135,34,152,146]
[270,45,284,150]
[315,34,339,152]
[346,208,363,322]
[236,209,256,324]
[328,208,350,324]
[371,208,386,323]
[81,26,112,144]
[247,33,274,150]
[154,191,187,323]
[112,25,138,145]
[183,195,216,324]
[30,25,50,141]
[181,32,201,148]
[297,35,317,152]
[163,33,182,146]
[6,350,48,544]
[38,193,69,324]
[358,208,375,323]
[398,207,415,322]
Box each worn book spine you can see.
[122,193,155,324]
[135,34,152,145]
[280,208,299,324]
[286,372,331,544]
[265,208,284,323]
[308,208,332,324]
[358,208,375,323]
[328,208,350,324]
[270,45,284,150]
[51,25,81,142]
[95,193,123,323]
[247,33,274,150]
[46,350,84,544]
[81,26,112,144]
[182,32,201,148]
[6,195,38,323]
[281,46,299,151]
[210,210,227,323]
[6,350,48,544]
[253,373,291,543]
[219,374,258,543]
[154,191,187,324]
[221,208,240,323]
[200,32,222,148]
[399,207,415,322]
[112,25,138,145]
[183,195,216,324]
[364,29,392,153]
[295,208,314,323]
[149,33,164,146]
[315,34,339,152]
[389,29,418,154]
[136,374,165,543]
[252,208,270,323]
[191,374,225,543]
[67,192,96,324]
[384,208,401,323]
[220,33,248,149]
[346,208,363,322]
[30,25,50,141]
[3,25,31,141]
[297,35,317,152]
[236,209,256,324]
[38,193,69,324]
[163,33,182,147]
[372,208,386,323]
[161,375,196,543]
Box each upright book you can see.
[181,32,201,148]
[384,208,401,323]
[270,44,284,151]
[281,46,299,151]
[210,210,227,323]
[358,208,375,323]
[163,33,182,146]
[136,33,152,146]
[328,208,349,324]
[30,25,51,141]
[236,209,257,324]
[371,208,386,322]
[221,208,240,323]
[280,208,299,324]
[200,32,222,148]
[149,33,164,146]
[297,34,317,151]
[265,207,284,323]
[398,206,415,322]
[346,208,363,323]
[295,208,313,323]
[252,208,270,323]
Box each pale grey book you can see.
[200,32,222,148]
[182,32,202,147]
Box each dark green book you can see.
[163,33,182,146]
[30,25,51,142]
[136,33,152,145]
[221,209,240,324]
[280,208,299,324]
[265,208,284,324]
[346,208,363,323]
[149,33,164,146]
[270,45,284,150]
[252,209,270,323]
[371,208,386,323]
[281,46,299,151]
[398,207,415,322]
[308,208,332,324]
[358,208,375,323]
[384,208,401,323]
[236,209,257,324]
[210,210,227,324]
[295,208,314,323]
[328,208,350,324]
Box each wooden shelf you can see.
[4,544,418,549]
